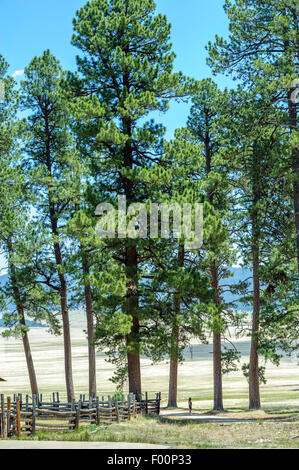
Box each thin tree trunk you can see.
[204,119,224,410]
[125,244,141,396]
[168,322,179,407]
[288,84,299,272]
[59,275,74,402]
[292,152,299,273]
[19,311,39,396]
[210,262,224,411]
[44,110,74,401]
[249,238,261,409]
[122,105,142,396]
[284,13,299,272]
[168,244,184,408]
[249,155,261,410]
[7,240,38,395]
[213,330,223,410]
[51,223,74,401]
[81,249,96,397]
[126,317,141,396]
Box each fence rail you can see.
[0,392,161,438]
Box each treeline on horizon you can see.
[0,0,298,411]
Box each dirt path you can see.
[160,410,256,422]
[160,409,294,423]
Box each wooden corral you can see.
[0,392,161,438]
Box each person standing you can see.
[188,397,192,415]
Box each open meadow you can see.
[1,311,299,413]
[1,311,299,448]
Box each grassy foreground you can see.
[13,413,299,449]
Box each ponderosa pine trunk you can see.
[125,244,141,396]
[19,309,39,396]
[292,148,299,273]
[7,240,38,395]
[249,153,261,410]
[81,249,97,397]
[288,82,299,273]
[168,245,184,408]
[168,322,179,407]
[283,10,299,272]
[50,207,74,402]
[204,117,224,411]
[249,238,261,409]
[44,106,74,402]
[210,262,224,411]
[59,273,74,402]
[122,108,142,396]
[126,317,141,396]
[53,239,74,402]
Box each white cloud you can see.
[12,70,24,78]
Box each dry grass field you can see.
[1,310,299,448]
[13,416,299,449]
[1,310,298,414]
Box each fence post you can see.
[157,392,161,415]
[96,397,100,426]
[127,394,131,421]
[0,394,4,438]
[75,400,81,430]
[133,394,136,418]
[16,396,21,437]
[32,398,36,436]
[32,394,36,412]
[145,392,148,415]
[7,396,11,438]
[115,398,119,423]
[138,393,142,414]
[19,394,23,411]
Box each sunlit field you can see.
[1,310,298,413]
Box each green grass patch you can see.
[11,415,299,449]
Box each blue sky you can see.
[1,0,233,135]
[0,0,232,272]
[1,0,230,76]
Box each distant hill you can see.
[0,318,46,328]
[0,273,46,328]
[219,266,252,311]
[0,273,8,286]
[0,267,253,330]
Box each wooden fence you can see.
[0,392,161,438]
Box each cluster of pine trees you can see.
[0,0,298,411]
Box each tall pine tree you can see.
[71,0,191,394]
